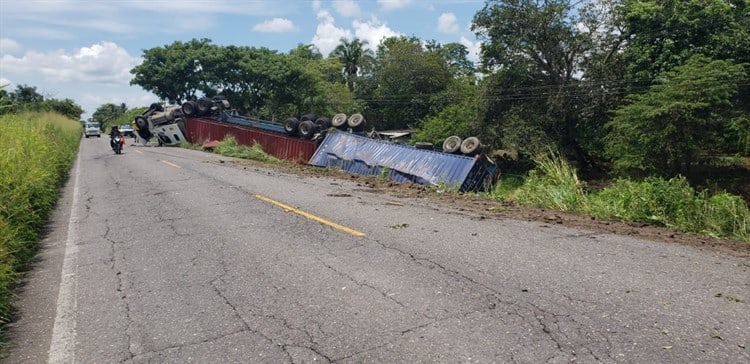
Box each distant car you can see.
[119,124,135,137]
[84,122,101,138]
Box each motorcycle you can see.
[112,135,124,154]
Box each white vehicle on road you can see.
[84,122,101,138]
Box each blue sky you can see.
[0,0,487,119]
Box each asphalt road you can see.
[4,137,749,363]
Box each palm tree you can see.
[330,37,375,92]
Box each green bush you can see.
[589,176,750,241]
[494,152,749,242]
[0,112,81,325]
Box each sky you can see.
[0,0,488,119]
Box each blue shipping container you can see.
[309,131,498,192]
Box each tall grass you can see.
[0,112,81,326]
[491,152,750,242]
[511,151,588,211]
[213,136,279,163]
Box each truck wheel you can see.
[347,113,365,130]
[196,97,213,115]
[332,113,348,129]
[135,116,149,130]
[181,101,197,116]
[137,128,152,141]
[284,118,299,135]
[314,117,331,131]
[149,103,164,112]
[298,120,316,139]
[442,136,462,154]
[460,137,482,156]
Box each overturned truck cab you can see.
[133,103,189,146]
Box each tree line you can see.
[128,0,749,180]
[0,84,84,121]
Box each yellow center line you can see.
[160,160,182,169]
[254,194,365,237]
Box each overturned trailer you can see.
[184,115,319,163]
[310,131,499,192]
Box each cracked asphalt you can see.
[4,138,749,363]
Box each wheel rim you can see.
[332,113,347,128]
[443,136,462,153]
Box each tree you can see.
[622,0,750,84]
[330,38,375,92]
[472,0,626,165]
[91,103,128,130]
[425,41,476,77]
[10,84,44,106]
[366,36,454,130]
[289,44,322,60]
[41,98,84,120]
[130,38,219,103]
[620,0,750,157]
[605,56,747,177]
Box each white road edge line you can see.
[48,149,81,364]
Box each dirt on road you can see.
[221,158,750,259]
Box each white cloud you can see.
[0,38,22,54]
[437,13,459,34]
[312,0,323,12]
[253,18,297,33]
[353,18,400,51]
[0,41,139,86]
[0,78,13,88]
[459,36,482,64]
[333,0,361,17]
[378,0,412,11]
[311,11,353,56]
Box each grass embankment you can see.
[489,153,750,243]
[0,112,81,327]
[195,136,749,242]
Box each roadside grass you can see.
[212,136,280,163]
[0,112,81,327]
[488,152,750,243]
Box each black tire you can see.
[314,117,331,130]
[181,101,197,116]
[85,135,89,138]
[331,113,348,129]
[135,116,149,130]
[137,128,152,141]
[283,117,300,135]
[442,135,462,154]
[114,142,121,154]
[196,97,213,115]
[347,113,365,130]
[415,142,433,150]
[149,103,164,112]
[300,113,317,122]
[460,136,482,156]
[298,120,316,139]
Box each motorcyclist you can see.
[110,126,123,150]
